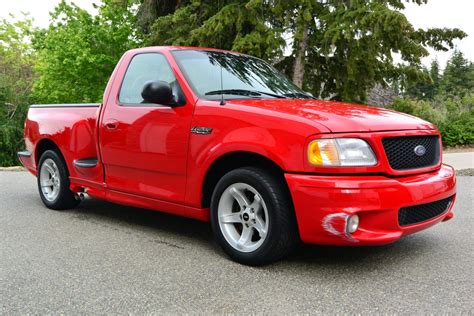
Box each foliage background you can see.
[0,0,473,166]
[0,17,36,165]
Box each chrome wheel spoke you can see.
[229,187,250,208]
[219,213,241,224]
[42,179,53,187]
[237,226,253,249]
[249,194,262,213]
[253,215,267,239]
[39,158,61,202]
[44,164,55,176]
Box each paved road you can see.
[1,172,473,314]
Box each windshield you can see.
[171,50,311,100]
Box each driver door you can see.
[99,52,193,205]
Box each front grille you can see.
[382,135,440,170]
[398,196,454,227]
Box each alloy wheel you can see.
[39,158,61,202]
[217,183,269,253]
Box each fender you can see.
[184,100,328,208]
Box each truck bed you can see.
[22,103,103,184]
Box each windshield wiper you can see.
[205,89,287,99]
[283,92,315,99]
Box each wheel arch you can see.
[35,138,67,171]
[201,151,289,209]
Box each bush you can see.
[438,94,474,146]
[439,112,474,146]
[0,17,35,167]
[389,98,444,125]
[387,95,474,147]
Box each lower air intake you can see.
[398,196,454,227]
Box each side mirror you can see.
[141,80,175,105]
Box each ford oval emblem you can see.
[414,145,426,156]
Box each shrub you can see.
[389,98,444,126]
[387,95,474,147]
[0,17,35,167]
[439,111,474,146]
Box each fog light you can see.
[346,214,359,234]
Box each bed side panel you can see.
[25,105,103,184]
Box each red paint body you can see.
[19,46,456,246]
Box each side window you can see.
[119,53,176,105]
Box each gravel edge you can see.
[0,166,26,172]
[456,169,474,176]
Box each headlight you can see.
[308,138,377,166]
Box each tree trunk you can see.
[292,24,309,88]
[136,0,158,34]
[137,0,182,34]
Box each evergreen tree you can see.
[297,0,465,101]
[469,63,474,90]
[429,59,441,93]
[404,59,441,100]
[425,59,441,99]
[405,66,432,99]
[143,0,285,61]
[136,0,182,34]
[139,0,465,102]
[441,50,472,96]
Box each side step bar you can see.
[74,158,98,168]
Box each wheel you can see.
[37,150,80,210]
[210,167,298,265]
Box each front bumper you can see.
[285,164,456,246]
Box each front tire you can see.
[37,150,80,210]
[210,167,298,265]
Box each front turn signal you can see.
[307,138,377,167]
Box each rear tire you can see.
[37,150,80,210]
[210,167,298,265]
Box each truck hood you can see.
[227,98,436,133]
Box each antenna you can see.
[218,0,226,106]
[219,59,225,105]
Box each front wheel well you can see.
[201,152,287,208]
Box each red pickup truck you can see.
[18,46,456,265]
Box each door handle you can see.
[104,120,119,130]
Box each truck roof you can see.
[126,46,248,56]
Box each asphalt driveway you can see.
[0,171,473,314]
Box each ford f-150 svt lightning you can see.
[18,46,456,265]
